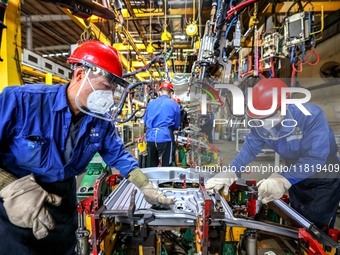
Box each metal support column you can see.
[25,17,32,50]
[0,0,22,91]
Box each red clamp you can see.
[298,228,326,255]
[105,173,122,187]
[77,196,94,215]
[207,143,219,152]
[135,135,145,143]
[179,174,187,189]
[280,194,290,204]
[328,228,340,241]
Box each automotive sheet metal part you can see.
[270,200,340,248]
[103,168,210,226]
[102,167,338,247]
[103,167,213,227]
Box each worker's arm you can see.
[99,124,173,205]
[230,130,266,172]
[0,86,18,146]
[281,108,331,185]
[0,87,62,239]
[99,123,139,178]
[205,130,265,194]
[173,103,181,130]
[257,104,332,204]
[0,86,19,189]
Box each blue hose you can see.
[225,16,237,39]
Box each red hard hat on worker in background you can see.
[247,78,290,119]
[159,81,174,92]
[67,40,127,86]
[173,97,181,103]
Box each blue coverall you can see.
[143,94,180,166]
[232,103,340,228]
[0,84,138,255]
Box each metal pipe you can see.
[245,236,257,255]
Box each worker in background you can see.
[200,112,214,143]
[206,78,340,229]
[172,97,189,165]
[174,97,189,133]
[0,40,173,255]
[143,81,181,167]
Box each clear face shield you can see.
[75,63,129,121]
[248,108,296,140]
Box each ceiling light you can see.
[42,52,69,58]
[174,35,186,40]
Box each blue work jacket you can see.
[232,103,339,185]
[0,84,138,182]
[143,95,181,142]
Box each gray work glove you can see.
[205,171,238,195]
[0,174,62,239]
[257,173,291,204]
[0,168,18,190]
[128,168,174,205]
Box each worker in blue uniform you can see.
[173,97,189,132]
[0,40,173,255]
[206,78,340,229]
[143,81,181,167]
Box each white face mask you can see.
[87,90,114,114]
[75,67,129,121]
[262,118,281,130]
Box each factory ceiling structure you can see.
[18,0,215,83]
[1,0,340,85]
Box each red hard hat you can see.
[67,40,123,78]
[159,81,174,92]
[173,97,181,103]
[247,78,290,118]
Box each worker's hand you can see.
[0,174,62,240]
[128,168,174,205]
[140,181,174,205]
[257,173,291,204]
[205,171,238,196]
